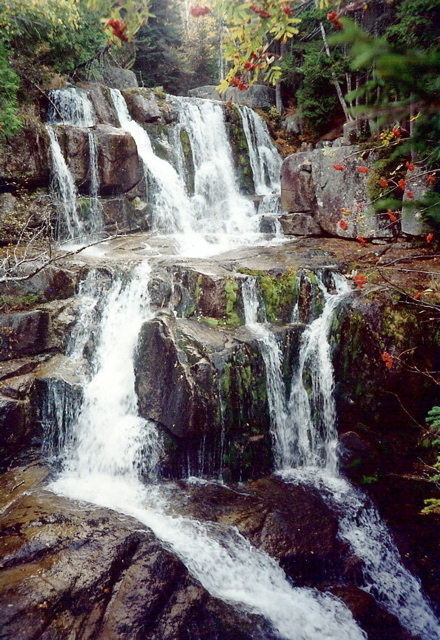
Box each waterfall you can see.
[243,272,440,639]
[46,126,83,241]
[239,105,282,195]
[242,271,350,473]
[285,272,351,474]
[110,88,192,237]
[47,86,95,127]
[87,131,103,235]
[244,269,440,639]
[47,87,103,242]
[242,277,290,470]
[174,97,258,235]
[47,265,365,640]
[111,90,282,256]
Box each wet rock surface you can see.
[0,464,280,640]
[0,464,421,640]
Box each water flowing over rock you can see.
[0,80,439,640]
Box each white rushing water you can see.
[286,272,351,474]
[243,272,440,639]
[111,90,283,256]
[48,86,95,127]
[241,271,440,639]
[281,468,440,640]
[47,88,103,241]
[239,105,282,195]
[46,126,83,241]
[48,264,365,640]
[242,271,351,473]
[242,277,290,470]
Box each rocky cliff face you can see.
[280,146,430,238]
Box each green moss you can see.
[381,304,419,347]
[180,129,191,157]
[221,362,232,396]
[259,270,297,323]
[360,475,379,485]
[0,292,43,312]
[224,278,241,326]
[200,317,219,328]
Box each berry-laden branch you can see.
[189,0,301,92]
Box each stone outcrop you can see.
[0,463,418,640]
[80,82,120,127]
[225,84,275,109]
[279,212,321,236]
[55,124,145,198]
[280,146,397,238]
[280,152,316,214]
[122,88,164,124]
[135,310,274,480]
[0,464,278,640]
[0,123,50,190]
[401,167,431,236]
[187,85,223,101]
[101,66,139,89]
[188,84,275,108]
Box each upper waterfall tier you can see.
[46,86,284,255]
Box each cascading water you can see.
[47,264,366,640]
[174,98,258,235]
[47,87,103,242]
[110,88,192,238]
[239,105,282,195]
[242,277,290,469]
[46,126,84,241]
[87,131,103,235]
[48,86,95,127]
[285,272,351,474]
[242,271,350,473]
[241,272,440,639]
[110,90,283,256]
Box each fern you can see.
[426,406,440,431]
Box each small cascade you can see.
[326,475,440,640]
[239,105,282,195]
[46,126,83,241]
[285,272,351,474]
[174,98,257,236]
[51,262,160,481]
[242,277,290,468]
[243,271,350,472]
[87,131,103,235]
[110,88,192,236]
[258,270,440,639]
[47,86,95,127]
[47,87,103,242]
[46,266,366,640]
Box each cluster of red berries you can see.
[249,5,272,18]
[107,18,128,42]
[189,5,211,17]
[327,11,343,29]
[230,76,249,91]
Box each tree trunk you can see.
[319,22,353,122]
